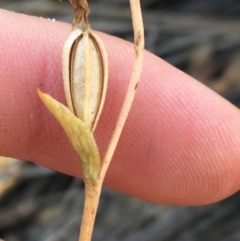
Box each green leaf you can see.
[38,89,100,185]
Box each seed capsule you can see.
[62,28,108,131]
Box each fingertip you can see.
[1,9,240,205]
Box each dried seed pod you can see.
[62,28,108,131]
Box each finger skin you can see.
[0,9,240,205]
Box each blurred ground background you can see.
[0,0,240,240]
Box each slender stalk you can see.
[78,183,101,241]
[99,0,144,183]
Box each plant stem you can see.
[78,0,144,240]
[78,182,101,241]
[99,0,144,183]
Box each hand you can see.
[0,9,240,205]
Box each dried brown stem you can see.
[69,0,90,30]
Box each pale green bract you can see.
[38,89,101,185]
